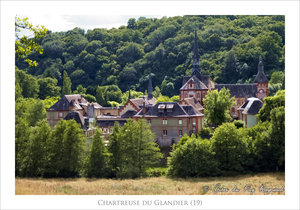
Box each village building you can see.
[46,29,268,144]
[237,97,264,128]
[133,102,203,146]
[180,30,268,120]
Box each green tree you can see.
[168,136,220,177]
[62,70,72,95]
[211,123,248,174]
[21,120,51,177]
[85,129,110,177]
[73,84,86,94]
[258,90,285,122]
[38,77,60,99]
[269,71,284,85]
[15,67,39,98]
[108,122,121,177]
[15,16,47,66]
[116,119,162,178]
[45,120,85,177]
[203,88,235,127]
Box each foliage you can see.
[269,71,284,84]
[211,123,248,174]
[258,90,285,122]
[38,77,60,99]
[96,85,122,106]
[20,120,51,177]
[144,167,167,177]
[15,67,39,98]
[121,90,144,104]
[15,16,47,66]
[84,129,110,177]
[45,120,85,177]
[62,70,72,95]
[233,120,245,129]
[43,96,60,109]
[168,136,220,177]
[198,127,212,139]
[15,15,285,97]
[114,119,163,178]
[108,122,121,177]
[203,88,235,127]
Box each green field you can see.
[15,172,284,195]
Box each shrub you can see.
[211,123,248,175]
[233,120,244,129]
[167,137,220,177]
[145,167,167,177]
[198,127,212,139]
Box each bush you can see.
[211,123,248,174]
[167,137,220,177]
[198,127,212,139]
[145,167,167,177]
[233,120,244,129]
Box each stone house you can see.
[133,102,204,146]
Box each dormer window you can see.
[158,104,165,113]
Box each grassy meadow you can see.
[15,172,284,195]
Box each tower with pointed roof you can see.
[179,29,214,105]
[254,56,269,100]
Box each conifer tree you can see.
[85,129,110,177]
[108,122,121,177]
[62,70,72,95]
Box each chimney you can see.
[143,101,146,115]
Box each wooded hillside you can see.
[16,15,285,97]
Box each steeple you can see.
[191,29,201,77]
[254,56,268,83]
[128,89,131,100]
[148,74,153,99]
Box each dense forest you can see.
[16,15,285,102]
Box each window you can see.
[178,119,182,125]
[163,130,168,136]
[197,93,200,98]
[148,119,151,125]
[58,112,63,118]
[163,119,167,125]
[189,83,193,88]
[179,130,183,137]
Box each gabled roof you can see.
[134,102,203,117]
[239,97,263,115]
[97,120,127,127]
[48,95,87,111]
[121,110,137,118]
[180,75,208,90]
[64,110,86,129]
[215,84,257,98]
[180,97,204,111]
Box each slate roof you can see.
[48,95,87,111]
[181,74,215,91]
[239,97,263,115]
[121,110,137,118]
[215,84,257,98]
[135,102,203,117]
[253,72,268,83]
[64,110,86,129]
[253,56,268,83]
[180,97,204,111]
[97,119,127,127]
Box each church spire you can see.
[191,29,201,77]
[148,74,153,99]
[254,55,268,83]
[258,55,264,72]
